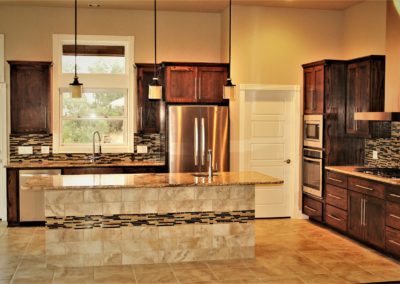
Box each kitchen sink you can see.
[191,173,219,177]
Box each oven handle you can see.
[303,157,322,163]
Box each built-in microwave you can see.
[303,115,323,149]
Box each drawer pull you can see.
[389,240,400,247]
[304,205,317,212]
[389,193,400,199]
[390,214,400,220]
[327,193,342,200]
[327,214,342,222]
[328,177,343,183]
[355,184,374,191]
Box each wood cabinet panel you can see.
[325,204,347,232]
[6,169,19,226]
[303,195,323,222]
[303,65,324,114]
[326,184,348,210]
[9,61,52,134]
[197,67,226,103]
[165,66,197,103]
[326,171,348,188]
[348,190,364,241]
[386,201,400,231]
[348,177,385,199]
[386,186,400,204]
[62,167,124,175]
[365,195,385,249]
[386,227,400,258]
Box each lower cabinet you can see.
[303,195,323,222]
[386,227,400,257]
[348,190,386,249]
[325,204,347,232]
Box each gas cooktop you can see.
[356,167,400,179]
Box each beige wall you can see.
[385,0,400,111]
[342,0,387,59]
[227,5,344,170]
[0,6,221,63]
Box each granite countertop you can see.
[20,171,283,191]
[5,160,165,169]
[325,166,400,186]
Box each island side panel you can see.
[44,185,255,267]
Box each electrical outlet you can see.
[136,145,148,154]
[373,150,378,160]
[41,146,50,154]
[18,146,33,155]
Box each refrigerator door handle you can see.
[201,117,205,166]
[194,117,199,166]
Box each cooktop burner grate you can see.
[355,167,400,179]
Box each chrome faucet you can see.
[91,131,102,163]
[208,149,213,178]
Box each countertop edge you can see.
[5,161,166,169]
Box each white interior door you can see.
[239,85,299,218]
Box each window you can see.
[52,35,134,153]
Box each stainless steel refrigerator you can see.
[168,105,229,173]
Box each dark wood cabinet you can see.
[303,64,324,114]
[348,191,364,239]
[165,64,228,103]
[302,194,323,222]
[345,55,389,138]
[136,64,165,133]
[9,61,52,134]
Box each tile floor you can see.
[0,219,400,283]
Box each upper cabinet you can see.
[346,55,389,138]
[303,64,324,114]
[164,63,228,103]
[9,61,52,134]
[136,64,165,133]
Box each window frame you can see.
[52,34,135,153]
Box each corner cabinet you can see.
[136,64,165,133]
[346,55,389,138]
[9,61,52,134]
[164,63,228,103]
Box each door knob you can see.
[284,159,291,164]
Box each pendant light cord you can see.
[154,0,157,78]
[74,0,78,78]
[228,0,232,79]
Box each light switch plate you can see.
[18,146,33,155]
[373,150,378,160]
[137,145,148,154]
[41,146,50,154]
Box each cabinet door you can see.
[303,66,324,114]
[197,66,227,103]
[303,67,315,114]
[10,62,52,134]
[346,63,358,135]
[348,191,364,241]
[136,66,165,133]
[365,195,385,249]
[354,61,371,137]
[165,66,196,103]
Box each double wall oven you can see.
[303,115,323,198]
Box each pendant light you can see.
[70,0,83,98]
[149,0,162,100]
[223,0,236,100]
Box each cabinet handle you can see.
[361,198,365,226]
[194,117,198,166]
[389,240,400,247]
[390,214,400,220]
[328,177,343,183]
[389,193,400,199]
[304,205,317,212]
[355,184,374,191]
[363,199,367,226]
[327,214,342,222]
[194,77,198,100]
[44,106,47,130]
[327,193,342,200]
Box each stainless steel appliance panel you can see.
[303,115,323,148]
[302,148,323,198]
[168,105,229,173]
[19,169,61,222]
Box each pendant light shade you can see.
[224,0,235,100]
[69,0,83,99]
[148,0,162,100]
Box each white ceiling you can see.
[0,0,365,12]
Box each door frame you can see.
[0,34,6,220]
[238,84,303,219]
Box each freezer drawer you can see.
[19,169,61,222]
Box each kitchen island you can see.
[21,171,282,267]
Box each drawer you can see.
[348,177,385,199]
[62,167,124,175]
[387,201,400,231]
[326,204,347,232]
[386,186,400,204]
[326,184,348,210]
[386,226,400,258]
[303,195,323,222]
[326,171,348,188]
